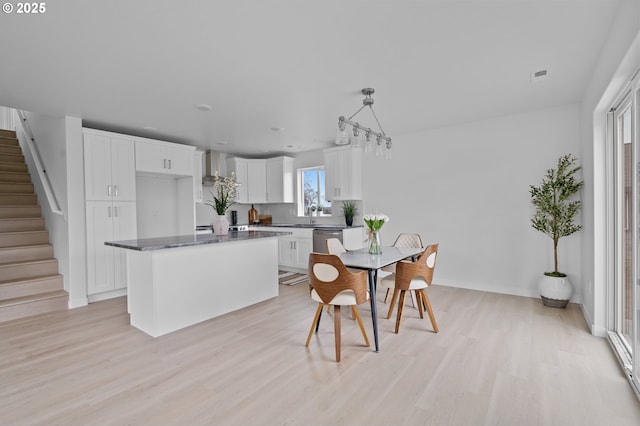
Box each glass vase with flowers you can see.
[363,213,389,254]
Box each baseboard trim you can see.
[88,288,127,303]
[68,297,88,309]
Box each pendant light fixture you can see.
[335,88,392,157]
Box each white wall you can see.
[136,175,180,238]
[360,104,582,300]
[580,0,640,336]
[15,112,71,299]
[64,117,87,308]
[0,106,14,130]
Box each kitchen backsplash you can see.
[196,200,365,227]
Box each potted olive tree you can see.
[529,154,584,308]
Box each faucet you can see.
[307,207,315,225]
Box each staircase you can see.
[0,129,67,322]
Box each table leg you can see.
[368,269,379,352]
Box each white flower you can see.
[363,213,389,231]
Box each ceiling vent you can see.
[530,69,548,84]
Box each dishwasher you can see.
[312,228,343,253]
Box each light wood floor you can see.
[1,283,639,425]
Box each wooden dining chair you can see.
[305,253,370,362]
[326,237,347,255]
[380,244,439,334]
[379,233,424,303]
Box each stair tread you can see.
[0,243,51,250]
[0,258,58,267]
[0,290,67,307]
[0,230,48,234]
[0,273,63,286]
[0,192,35,195]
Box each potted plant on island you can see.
[529,154,584,308]
[205,171,240,235]
[342,201,358,227]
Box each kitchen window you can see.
[297,167,331,217]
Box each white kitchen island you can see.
[106,230,290,337]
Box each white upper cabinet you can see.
[135,139,194,176]
[266,156,294,203]
[194,150,204,203]
[324,146,363,201]
[84,131,136,202]
[226,157,249,204]
[227,156,294,204]
[247,160,267,204]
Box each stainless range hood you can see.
[202,150,228,186]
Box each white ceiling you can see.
[0,0,623,157]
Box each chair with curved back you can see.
[380,243,439,334]
[305,253,370,362]
[380,233,424,303]
[326,237,347,255]
[325,237,362,318]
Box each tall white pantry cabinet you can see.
[83,129,137,298]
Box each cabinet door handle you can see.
[163,159,167,169]
[108,206,112,217]
[114,206,118,217]
[168,159,172,169]
[108,185,112,196]
[114,185,119,197]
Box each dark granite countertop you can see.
[105,230,291,251]
[250,223,364,230]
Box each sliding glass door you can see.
[611,76,639,393]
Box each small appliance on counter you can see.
[231,210,238,225]
[228,224,249,231]
[196,225,214,234]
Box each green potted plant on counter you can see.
[342,201,358,227]
[529,154,583,308]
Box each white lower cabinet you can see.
[86,201,137,296]
[253,227,313,270]
[278,237,312,269]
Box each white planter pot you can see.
[213,216,229,236]
[538,274,572,308]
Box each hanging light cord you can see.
[368,105,386,137]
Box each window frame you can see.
[297,166,331,217]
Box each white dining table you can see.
[339,246,424,352]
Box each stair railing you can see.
[15,110,63,216]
